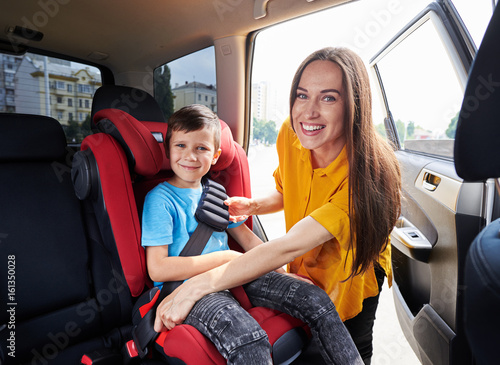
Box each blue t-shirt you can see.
[141,181,243,287]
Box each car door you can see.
[370,1,494,364]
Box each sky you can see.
[169,47,216,88]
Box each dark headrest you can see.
[0,113,66,161]
[91,85,166,124]
[92,108,164,177]
[454,5,500,181]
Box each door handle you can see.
[422,172,441,191]
[391,217,433,263]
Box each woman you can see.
[154,47,401,364]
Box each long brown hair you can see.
[290,47,401,279]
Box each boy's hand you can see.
[225,196,253,222]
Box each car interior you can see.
[1,0,499,364]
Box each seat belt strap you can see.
[130,177,230,358]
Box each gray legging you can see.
[184,271,363,364]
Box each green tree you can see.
[407,121,415,138]
[65,119,80,142]
[252,118,265,141]
[81,114,92,137]
[264,120,278,143]
[154,65,174,120]
[64,114,92,143]
[446,112,459,138]
[375,123,387,138]
[252,118,278,144]
[396,119,406,141]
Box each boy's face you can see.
[168,126,221,188]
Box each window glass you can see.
[154,46,217,122]
[375,16,465,158]
[451,0,495,48]
[0,51,102,143]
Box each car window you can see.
[155,46,217,121]
[373,12,467,158]
[0,51,102,143]
[248,0,430,239]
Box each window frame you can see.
[369,3,472,160]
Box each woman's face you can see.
[291,60,346,167]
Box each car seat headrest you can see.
[454,4,500,181]
[140,118,237,173]
[140,121,171,171]
[93,108,164,177]
[91,85,166,127]
[0,113,66,161]
[212,120,236,171]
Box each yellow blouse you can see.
[273,118,392,321]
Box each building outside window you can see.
[0,52,101,143]
[171,81,217,112]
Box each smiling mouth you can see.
[301,123,325,132]
[180,164,200,171]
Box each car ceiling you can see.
[1,0,353,75]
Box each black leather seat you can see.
[454,4,500,364]
[0,113,133,364]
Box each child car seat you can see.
[73,85,309,364]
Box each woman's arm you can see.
[225,189,284,220]
[154,216,333,331]
[146,245,242,282]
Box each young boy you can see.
[141,104,362,364]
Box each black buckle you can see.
[131,310,158,358]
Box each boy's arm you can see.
[146,245,242,283]
[226,223,264,252]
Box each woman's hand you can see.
[154,284,198,332]
[224,196,253,222]
[225,190,284,222]
[275,266,316,285]
[282,272,316,285]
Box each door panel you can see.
[391,153,484,364]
